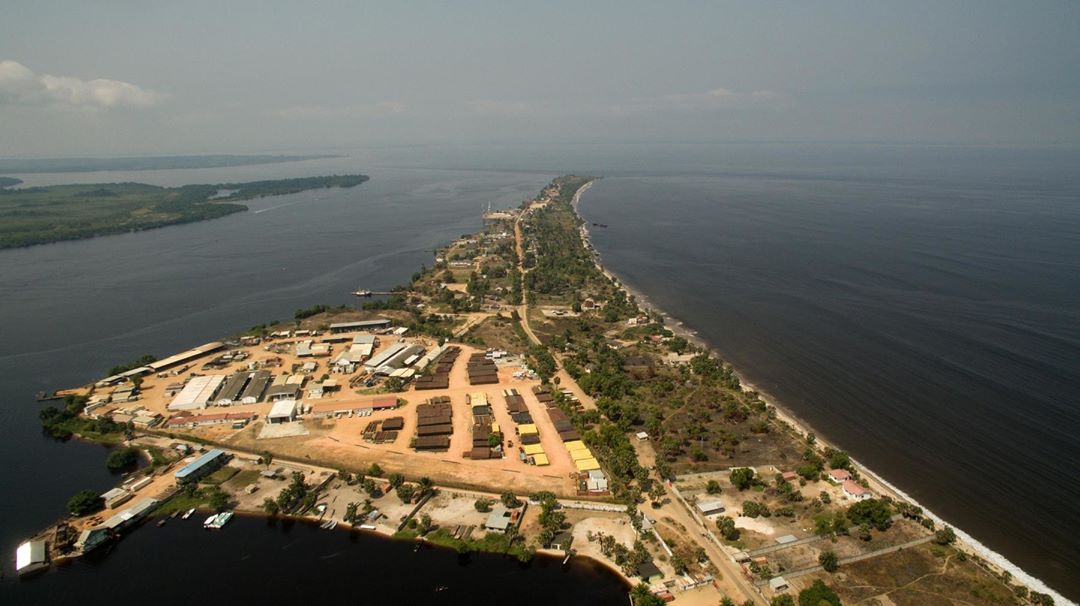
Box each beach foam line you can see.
[857,463,1076,606]
[575,182,1077,606]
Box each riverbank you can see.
[575,184,1075,606]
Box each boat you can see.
[351,288,373,297]
[326,520,337,531]
[181,508,195,520]
[169,510,180,519]
[592,222,608,228]
[156,519,167,527]
[204,511,234,529]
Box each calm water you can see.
[6,516,627,605]
[0,162,629,601]
[576,148,1080,601]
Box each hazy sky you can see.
[2,1,1078,156]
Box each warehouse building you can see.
[267,400,298,424]
[148,342,224,372]
[168,375,225,411]
[329,319,391,333]
[239,370,270,404]
[215,372,251,406]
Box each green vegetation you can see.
[716,516,741,541]
[532,491,567,547]
[934,525,957,545]
[67,489,103,516]
[203,466,240,485]
[630,584,666,606]
[415,527,534,562]
[798,580,841,606]
[819,550,839,572]
[294,303,347,320]
[730,467,756,490]
[0,176,22,187]
[106,354,156,377]
[0,174,368,248]
[105,446,139,471]
[157,483,231,515]
[846,498,893,531]
[275,471,316,514]
[39,394,126,443]
[145,446,169,467]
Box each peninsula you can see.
[0,173,369,249]
[25,176,1058,606]
[0,154,336,174]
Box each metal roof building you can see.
[216,372,251,405]
[239,370,271,403]
[175,449,227,482]
[329,319,391,333]
[148,342,224,372]
[168,375,225,411]
[364,342,408,369]
[267,400,298,423]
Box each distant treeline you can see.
[0,154,336,174]
[0,176,22,188]
[0,174,369,249]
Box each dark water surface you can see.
[576,152,1080,601]
[0,163,629,602]
[6,517,627,605]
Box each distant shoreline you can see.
[0,174,369,250]
[0,154,338,175]
[573,183,1076,606]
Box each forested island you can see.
[0,174,369,249]
[0,154,335,174]
[0,176,22,188]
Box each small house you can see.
[827,469,851,483]
[843,480,872,501]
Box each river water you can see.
[0,160,628,602]
[1,145,1077,602]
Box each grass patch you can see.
[145,445,170,466]
[56,418,125,445]
[224,469,261,489]
[203,466,240,485]
[155,493,210,516]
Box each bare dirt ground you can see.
[145,339,587,497]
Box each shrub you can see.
[106,446,139,471]
[67,489,103,516]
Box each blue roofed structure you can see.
[175,448,227,483]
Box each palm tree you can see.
[418,476,434,496]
